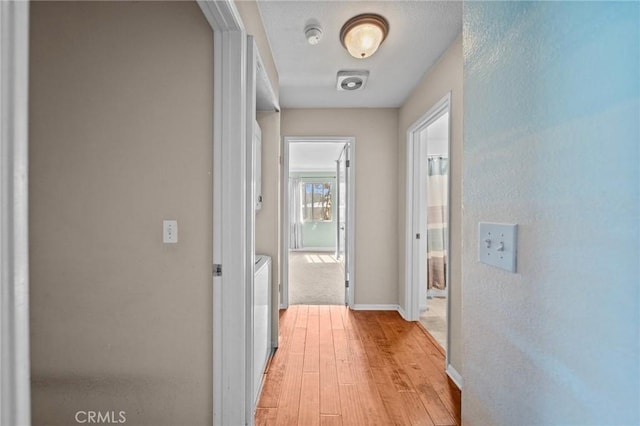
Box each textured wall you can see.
[281,108,399,305]
[463,2,639,424]
[29,2,213,424]
[398,35,463,373]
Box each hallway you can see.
[256,306,461,425]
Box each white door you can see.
[336,147,347,262]
[338,144,351,305]
[414,132,429,312]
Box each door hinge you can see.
[345,280,349,289]
[346,160,350,167]
[416,233,421,239]
[213,264,222,277]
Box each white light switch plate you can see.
[163,220,178,243]
[478,222,517,272]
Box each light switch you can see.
[163,220,178,243]
[479,222,517,272]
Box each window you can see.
[301,182,332,222]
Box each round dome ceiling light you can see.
[305,25,323,45]
[340,13,389,59]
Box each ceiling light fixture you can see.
[340,13,389,59]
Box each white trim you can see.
[198,0,244,31]
[446,364,463,390]
[289,247,336,253]
[196,1,253,425]
[282,137,356,308]
[351,304,399,311]
[0,2,31,425]
[245,37,258,424]
[427,289,447,298]
[404,92,451,321]
[397,305,409,321]
[404,93,460,381]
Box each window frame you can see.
[300,180,333,223]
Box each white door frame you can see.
[404,92,452,364]
[6,1,255,424]
[197,2,257,425]
[281,137,356,308]
[0,2,31,425]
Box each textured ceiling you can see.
[290,142,346,172]
[257,0,462,108]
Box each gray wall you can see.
[397,35,463,375]
[29,2,214,424]
[463,2,639,424]
[281,109,399,306]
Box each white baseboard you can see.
[428,289,447,298]
[289,247,336,252]
[446,364,463,390]
[397,305,409,320]
[351,304,399,311]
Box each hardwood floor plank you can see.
[401,391,438,426]
[274,352,304,426]
[370,366,421,426]
[259,308,298,408]
[406,327,461,424]
[320,415,343,426]
[295,305,309,328]
[347,336,392,426]
[340,306,361,341]
[257,343,289,407]
[330,305,345,329]
[304,306,320,372]
[298,372,320,426]
[255,408,278,426]
[256,306,460,426]
[395,359,456,426]
[338,384,368,426]
[332,328,354,384]
[319,306,341,415]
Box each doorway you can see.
[282,137,355,308]
[405,93,451,354]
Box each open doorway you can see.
[282,137,355,308]
[406,94,451,353]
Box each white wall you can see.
[281,108,399,305]
[463,2,639,424]
[398,35,463,372]
[29,3,213,424]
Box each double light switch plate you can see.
[479,222,517,272]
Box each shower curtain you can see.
[427,157,448,291]
[289,177,304,249]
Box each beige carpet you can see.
[288,252,344,305]
[419,296,447,350]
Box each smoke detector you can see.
[336,70,369,91]
[305,25,323,45]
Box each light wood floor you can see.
[256,305,461,426]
